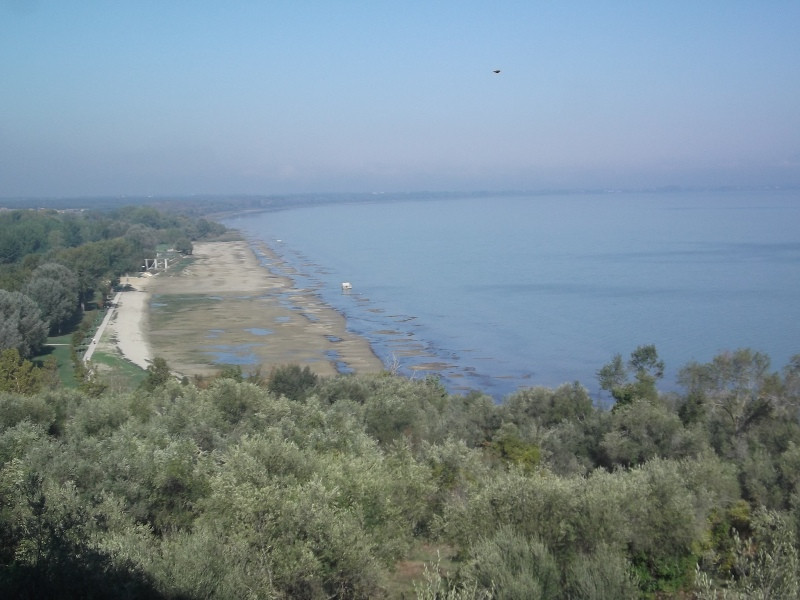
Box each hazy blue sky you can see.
[2,1,799,197]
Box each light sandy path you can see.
[83,291,121,363]
[105,275,156,370]
[104,241,384,379]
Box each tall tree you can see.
[679,349,778,457]
[0,290,48,358]
[24,263,80,334]
[0,348,42,394]
[140,357,173,391]
[123,224,159,253]
[597,344,664,407]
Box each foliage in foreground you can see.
[0,347,800,598]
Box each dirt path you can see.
[83,291,122,363]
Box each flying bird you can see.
[492,69,501,74]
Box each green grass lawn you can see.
[89,350,148,389]
[35,304,148,391]
[36,334,77,388]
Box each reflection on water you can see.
[225,190,800,399]
[206,344,261,366]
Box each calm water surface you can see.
[224,190,800,399]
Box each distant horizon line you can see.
[2,183,798,204]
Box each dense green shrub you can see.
[1,351,800,597]
[267,364,318,401]
[458,526,561,599]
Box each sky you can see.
[2,1,799,198]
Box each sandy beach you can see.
[105,241,384,379]
[104,276,150,370]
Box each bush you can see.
[267,364,318,401]
[458,526,560,599]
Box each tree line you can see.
[1,343,799,598]
[0,206,225,393]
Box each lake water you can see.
[223,189,800,400]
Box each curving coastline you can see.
[108,240,385,379]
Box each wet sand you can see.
[107,241,385,379]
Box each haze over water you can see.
[225,189,800,400]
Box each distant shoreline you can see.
[7,185,796,214]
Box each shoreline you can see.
[108,240,385,380]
